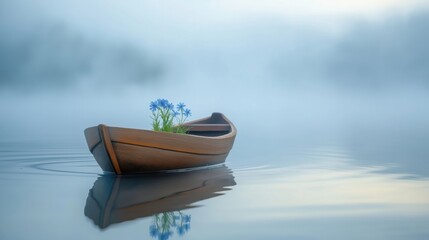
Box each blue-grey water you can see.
[1,1,429,239]
[1,130,429,240]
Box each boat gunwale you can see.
[87,112,237,142]
[129,112,235,140]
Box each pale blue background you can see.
[1,1,429,239]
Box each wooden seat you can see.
[183,124,230,132]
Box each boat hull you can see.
[84,113,236,174]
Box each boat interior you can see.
[185,114,232,137]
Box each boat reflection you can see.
[84,165,236,229]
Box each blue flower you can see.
[183,214,191,223]
[184,109,191,117]
[149,99,192,133]
[149,224,158,238]
[158,231,172,240]
[176,226,186,236]
[176,102,186,111]
[167,102,174,111]
[157,99,169,109]
[149,101,158,112]
[184,223,191,232]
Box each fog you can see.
[1,1,429,176]
[2,1,429,90]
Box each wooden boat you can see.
[84,112,237,174]
[84,166,236,229]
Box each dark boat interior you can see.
[185,113,232,137]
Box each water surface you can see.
[1,134,429,239]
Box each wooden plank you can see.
[109,127,235,155]
[113,142,229,172]
[183,124,230,132]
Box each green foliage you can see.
[149,99,191,134]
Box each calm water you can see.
[1,129,429,240]
[2,1,429,239]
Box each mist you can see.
[1,1,429,176]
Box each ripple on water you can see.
[0,145,101,177]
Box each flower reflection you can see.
[149,211,191,239]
